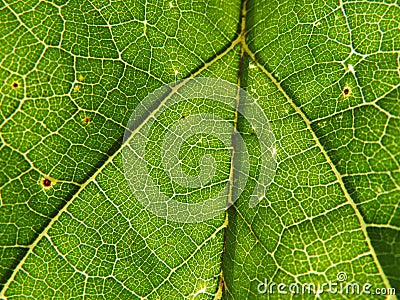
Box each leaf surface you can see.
[0,0,399,299]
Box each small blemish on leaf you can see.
[83,116,90,124]
[12,82,19,89]
[74,85,81,92]
[42,178,52,188]
[78,75,85,82]
[343,87,350,96]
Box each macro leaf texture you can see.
[0,0,399,298]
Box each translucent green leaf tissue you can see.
[0,0,399,299]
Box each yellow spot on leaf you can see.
[83,116,90,125]
[11,81,20,89]
[41,176,57,189]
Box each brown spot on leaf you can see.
[83,116,90,124]
[42,178,51,187]
[12,82,19,89]
[343,87,350,95]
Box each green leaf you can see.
[0,0,399,299]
